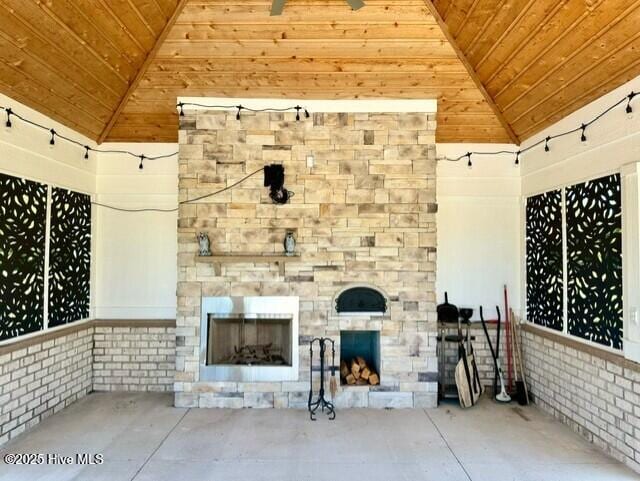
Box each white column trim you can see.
[561,187,568,336]
[43,185,52,329]
[622,162,640,362]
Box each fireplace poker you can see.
[329,348,337,399]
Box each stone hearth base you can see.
[175,383,437,409]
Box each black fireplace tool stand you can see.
[307,337,336,421]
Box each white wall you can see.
[436,144,521,319]
[521,77,640,195]
[0,94,179,321]
[0,93,98,321]
[93,145,178,319]
[520,75,640,361]
[0,94,96,195]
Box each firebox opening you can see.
[340,330,380,386]
[207,314,292,366]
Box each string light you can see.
[0,102,308,169]
[1,103,177,163]
[179,102,309,118]
[437,90,637,166]
[0,86,634,170]
[627,92,636,118]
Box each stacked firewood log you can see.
[340,356,379,385]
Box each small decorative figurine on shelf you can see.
[283,231,296,256]
[197,232,212,256]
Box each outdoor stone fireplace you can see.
[175,104,438,409]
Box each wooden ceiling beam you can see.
[423,0,520,145]
[97,0,188,144]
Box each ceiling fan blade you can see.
[270,0,286,16]
[346,0,365,10]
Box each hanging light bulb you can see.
[178,102,185,117]
[514,151,520,166]
[295,106,301,122]
[236,105,242,121]
[544,136,551,152]
[138,154,145,170]
[626,92,636,120]
[466,152,472,169]
[49,129,56,148]
[4,108,12,131]
[84,146,90,160]
[580,124,587,143]
[304,108,310,118]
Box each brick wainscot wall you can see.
[522,324,640,473]
[0,319,175,446]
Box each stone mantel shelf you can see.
[196,254,301,276]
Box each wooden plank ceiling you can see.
[0,0,638,144]
[0,0,182,140]
[432,0,640,140]
[107,0,512,143]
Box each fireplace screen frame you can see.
[199,296,299,382]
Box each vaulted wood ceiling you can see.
[432,0,640,140]
[0,0,182,140]
[0,0,638,145]
[108,0,513,143]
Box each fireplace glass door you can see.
[207,314,292,366]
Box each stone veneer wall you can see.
[0,324,93,445]
[176,109,438,409]
[92,323,176,392]
[522,326,640,473]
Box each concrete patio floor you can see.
[0,392,636,481]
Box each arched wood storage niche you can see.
[335,286,387,314]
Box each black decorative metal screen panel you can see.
[48,187,91,326]
[566,174,622,349]
[336,287,387,313]
[526,190,563,331]
[0,173,47,341]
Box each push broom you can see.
[479,306,511,403]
